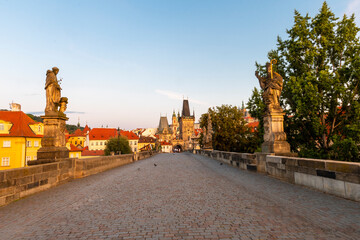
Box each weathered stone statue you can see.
[255,59,283,112]
[45,67,62,115]
[203,113,213,150]
[34,67,69,164]
[255,60,290,154]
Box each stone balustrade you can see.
[0,151,155,207]
[195,149,360,202]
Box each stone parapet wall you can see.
[196,150,256,171]
[0,151,155,207]
[195,149,360,202]
[266,155,360,201]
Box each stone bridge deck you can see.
[0,153,359,240]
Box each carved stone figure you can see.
[45,67,61,115]
[255,60,283,112]
[35,67,69,163]
[255,60,290,154]
[59,97,68,116]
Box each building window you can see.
[80,141,82,145]
[96,142,98,146]
[33,156,37,160]
[1,157,10,166]
[70,153,74,158]
[91,142,94,146]
[100,142,103,145]
[76,153,79,158]
[26,156,31,164]
[0,124,4,131]
[3,141,11,147]
[34,141,39,147]
[38,126,41,132]
[135,148,137,152]
[75,141,78,145]
[134,141,137,145]
[26,141,32,147]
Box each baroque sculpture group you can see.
[255,60,290,154]
[33,67,70,164]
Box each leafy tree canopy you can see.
[200,104,258,153]
[104,136,132,155]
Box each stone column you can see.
[261,110,290,154]
[37,115,69,161]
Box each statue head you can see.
[52,67,59,75]
[266,62,271,75]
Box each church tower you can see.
[179,99,195,149]
[171,110,179,139]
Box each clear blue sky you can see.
[0,0,359,129]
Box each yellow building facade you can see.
[0,110,43,170]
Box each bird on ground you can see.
[220,163,223,165]
[154,163,157,167]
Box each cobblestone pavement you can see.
[1,153,359,240]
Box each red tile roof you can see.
[194,128,203,137]
[82,150,104,156]
[72,128,84,137]
[120,130,139,140]
[69,144,82,152]
[0,111,42,137]
[83,125,90,134]
[138,136,156,143]
[89,128,117,140]
[247,121,259,132]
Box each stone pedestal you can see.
[261,111,290,154]
[37,115,69,161]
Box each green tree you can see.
[104,136,132,155]
[27,114,43,122]
[200,105,257,153]
[255,2,360,161]
[246,87,266,151]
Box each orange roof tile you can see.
[138,136,156,143]
[0,111,42,138]
[72,128,84,137]
[81,150,104,156]
[69,144,83,152]
[89,128,117,140]
[120,130,139,140]
[247,121,259,132]
[82,125,90,134]
[194,128,203,137]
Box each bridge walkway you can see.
[0,153,359,239]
